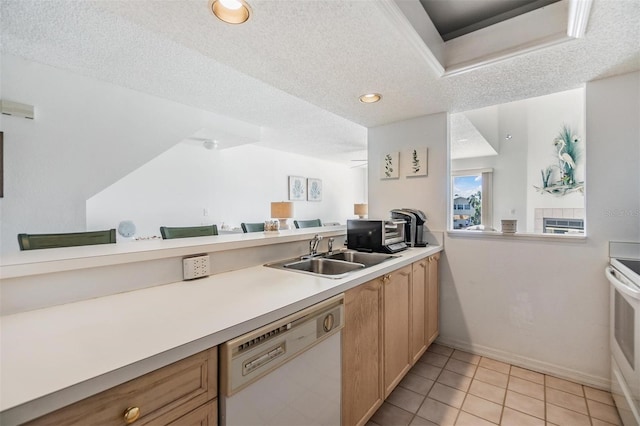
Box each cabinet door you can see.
[343,279,384,426]
[411,260,428,364]
[426,254,440,345]
[383,265,412,397]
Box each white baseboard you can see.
[436,336,611,391]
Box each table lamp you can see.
[271,201,294,230]
[354,203,368,219]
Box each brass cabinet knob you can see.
[123,407,141,424]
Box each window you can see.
[451,169,493,230]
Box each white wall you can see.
[0,54,362,252]
[368,113,448,231]
[526,88,585,232]
[368,71,640,388]
[87,143,363,237]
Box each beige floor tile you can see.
[461,394,502,423]
[412,362,443,381]
[445,358,477,378]
[372,345,622,426]
[546,403,591,426]
[371,402,413,426]
[546,387,587,414]
[410,416,439,426]
[370,402,414,426]
[591,418,619,426]
[508,376,544,400]
[437,370,472,392]
[545,375,583,396]
[387,386,426,414]
[479,357,511,374]
[429,343,454,357]
[584,386,615,406]
[500,407,545,426]
[417,398,460,426]
[455,411,496,426]
[504,390,545,419]
[400,372,436,396]
[510,366,544,385]
[428,383,467,409]
[421,351,450,368]
[451,350,481,365]
[468,379,506,404]
[475,367,509,388]
[587,399,622,425]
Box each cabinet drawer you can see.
[162,399,217,426]
[27,347,217,426]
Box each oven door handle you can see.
[606,266,640,300]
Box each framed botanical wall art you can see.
[405,147,428,177]
[288,175,306,201]
[381,151,399,179]
[307,178,322,201]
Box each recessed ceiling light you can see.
[209,0,252,24]
[359,93,382,104]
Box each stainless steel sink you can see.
[323,251,396,267]
[265,250,398,278]
[283,258,365,275]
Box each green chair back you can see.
[294,219,322,229]
[160,225,218,239]
[18,229,117,250]
[241,222,265,233]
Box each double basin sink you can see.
[265,250,398,279]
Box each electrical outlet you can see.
[183,254,211,280]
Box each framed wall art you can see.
[288,175,306,201]
[307,178,322,201]
[405,147,428,177]
[381,151,399,179]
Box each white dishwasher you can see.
[219,294,344,426]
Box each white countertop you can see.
[0,245,442,425]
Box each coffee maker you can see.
[390,208,428,247]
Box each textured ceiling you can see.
[1,0,639,163]
[450,113,498,160]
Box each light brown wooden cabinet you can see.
[342,278,384,426]
[411,259,428,364]
[26,347,218,426]
[342,253,441,426]
[382,265,413,397]
[426,253,440,345]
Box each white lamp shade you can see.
[271,201,293,219]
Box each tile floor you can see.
[368,343,621,426]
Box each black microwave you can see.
[347,219,407,253]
